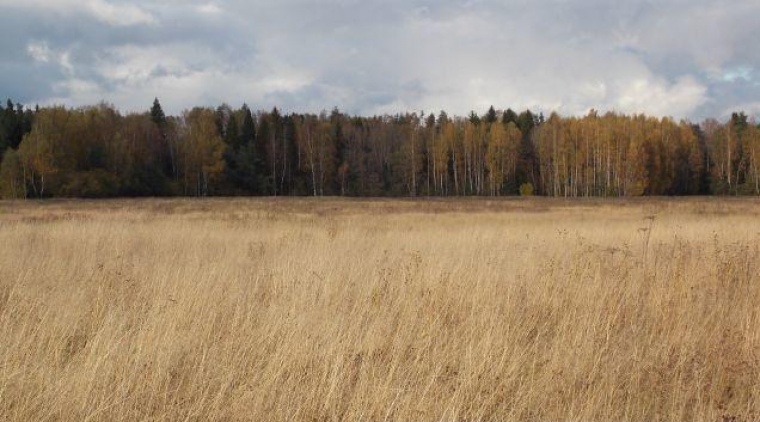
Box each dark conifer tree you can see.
[502,108,518,127]
[240,104,256,147]
[256,112,273,194]
[485,106,498,125]
[516,109,538,192]
[224,105,260,195]
[150,98,166,128]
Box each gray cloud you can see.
[0,0,758,120]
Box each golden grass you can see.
[1,197,759,421]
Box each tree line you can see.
[1,98,759,198]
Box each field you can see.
[1,197,759,421]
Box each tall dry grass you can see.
[0,197,759,421]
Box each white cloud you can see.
[4,0,760,119]
[41,78,103,107]
[26,40,75,75]
[42,40,316,114]
[366,6,708,118]
[721,66,753,83]
[59,51,75,74]
[26,41,51,63]
[257,76,312,93]
[96,44,195,85]
[196,3,222,15]
[1,0,155,26]
[615,76,708,117]
[86,0,156,26]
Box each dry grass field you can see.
[1,197,759,421]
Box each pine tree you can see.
[150,98,166,128]
[485,106,498,125]
[0,99,32,158]
[0,101,7,161]
[516,110,538,191]
[222,104,260,194]
[240,104,256,147]
[502,108,518,127]
[225,113,240,149]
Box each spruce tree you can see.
[502,108,518,127]
[150,98,166,129]
[240,104,256,147]
[485,105,498,125]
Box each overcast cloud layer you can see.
[1,0,759,120]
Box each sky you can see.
[1,0,759,121]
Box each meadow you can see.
[0,197,759,421]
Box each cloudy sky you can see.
[1,0,759,120]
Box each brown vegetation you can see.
[1,197,759,421]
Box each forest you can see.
[1,98,759,198]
